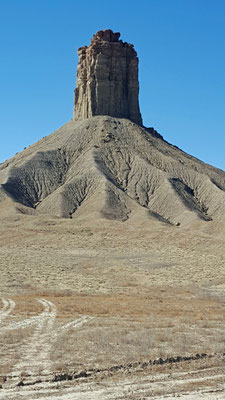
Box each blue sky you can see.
[0,0,224,170]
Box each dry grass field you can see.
[0,212,225,398]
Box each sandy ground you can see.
[1,361,225,399]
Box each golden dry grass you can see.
[0,285,223,377]
[0,214,225,397]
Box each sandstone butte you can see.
[1,30,225,400]
[0,29,225,227]
[73,29,143,126]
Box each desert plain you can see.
[0,207,225,399]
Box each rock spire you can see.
[73,29,143,125]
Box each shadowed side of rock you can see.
[73,29,143,125]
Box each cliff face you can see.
[73,29,143,125]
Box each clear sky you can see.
[0,0,224,171]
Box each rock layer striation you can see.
[73,29,143,125]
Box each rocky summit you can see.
[0,29,225,227]
[73,29,142,125]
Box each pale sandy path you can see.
[0,298,15,323]
[10,299,56,382]
[59,315,93,332]
[3,306,91,333]
[1,366,225,399]
[2,303,55,332]
[6,299,93,387]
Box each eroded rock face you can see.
[73,29,143,125]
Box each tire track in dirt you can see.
[0,298,15,323]
[8,299,92,386]
[2,303,55,332]
[3,313,92,333]
[10,299,56,383]
[28,299,57,376]
[59,315,93,332]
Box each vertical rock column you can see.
[73,29,143,126]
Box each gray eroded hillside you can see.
[0,116,225,226]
